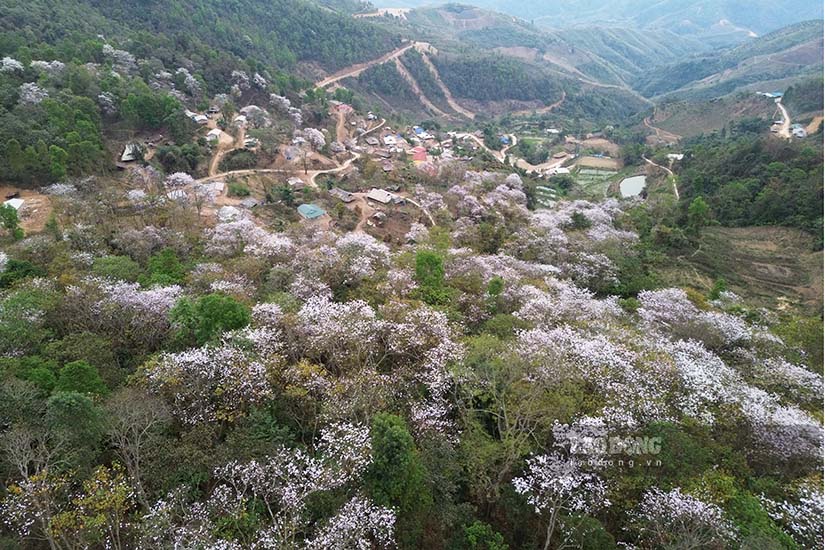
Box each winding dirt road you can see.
[512,90,567,117]
[419,53,476,119]
[644,111,682,143]
[775,98,792,140]
[642,155,680,200]
[394,58,453,120]
[315,42,432,89]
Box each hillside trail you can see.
[512,90,566,117]
[209,125,244,177]
[315,42,432,88]
[642,155,680,200]
[350,192,375,233]
[774,98,792,139]
[335,109,348,143]
[644,110,682,143]
[806,115,823,134]
[393,57,454,120]
[419,52,476,119]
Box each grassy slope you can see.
[652,94,777,137]
[658,226,823,313]
[638,20,823,99]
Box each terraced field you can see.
[658,226,823,313]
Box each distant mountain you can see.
[374,0,823,45]
[636,20,824,99]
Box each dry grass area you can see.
[0,185,52,233]
[579,137,620,156]
[659,226,823,314]
[576,156,621,170]
[653,95,774,138]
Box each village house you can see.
[121,143,142,162]
[287,177,305,190]
[297,204,326,220]
[411,146,428,163]
[329,187,355,203]
[366,188,395,204]
[207,128,223,143]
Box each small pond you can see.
[620,175,647,198]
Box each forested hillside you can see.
[677,135,823,242]
[0,1,822,549]
[636,20,823,99]
[0,0,400,78]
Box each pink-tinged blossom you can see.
[252,303,284,327]
[253,72,268,89]
[144,344,273,423]
[414,185,447,211]
[30,60,65,74]
[42,183,78,196]
[294,297,382,372]
[270,94,291,112]
[762,482,824,550]
[0,56,23,73]
[64,277,181,349]
[306,495,396,550]
[175,67,200,95]
[512,453,609,514]
[405,222,429,243]
[209,274,253,297]
[737,385,822,461]
[751,357,824,400]
[514,279,622,327]
[164,172,195,188]
[207,219,292,259]
[335,232,390,282]
[317,422,372,483]
[102,44,137,72]
[664,339,739,423]
[290,275,334,302]
[628,487,737,548]
[301,128,326,150]
[504,173,524,190]
[231,70,250,91]
[18,83,48,105]
[638,288,698,327]
[381,268,418,298]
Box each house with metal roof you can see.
[297,204,326,220]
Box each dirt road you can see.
[394,58,453,120]
[419,53,476,119]
[335,109,348,143]
[512,90,566,117]
[315,42,432,88]
[642,155,680,200]
[644,111,682,143]
[806,115,823,134]
[208,126,242,177]
[775,98,792,139]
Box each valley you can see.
[0,1,821,550]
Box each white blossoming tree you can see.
[627,487,737,549]
[512,453,609,550]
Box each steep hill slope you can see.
[376,0,823,44]
[0,0,402,88]
[636,20,823,99]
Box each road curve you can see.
[642,155,680,200]
[315,42,433,89]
